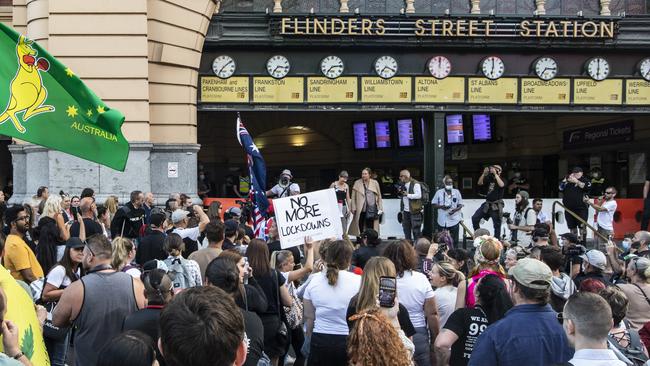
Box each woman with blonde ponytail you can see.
[430,262,464,330]
[303,240,360,366]
[111,237,141,278]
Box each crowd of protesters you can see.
[1,180,650,366]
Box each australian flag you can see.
[237,114,269,238]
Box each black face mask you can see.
[631,241,642,250]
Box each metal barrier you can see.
[551,200,609,242]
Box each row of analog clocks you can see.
[212,55,650,82]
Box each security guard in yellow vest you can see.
[237,171,250,198]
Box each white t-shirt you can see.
[432,189,463,228]
[514,207,538,246]
[270,183,300,198]
[46,264,80,288]
[402,182,422,213]
[397,270,435,328]
[172,226,201,242]
[597,200,617,231]
[434,285,458,330]
[303,270,361,335]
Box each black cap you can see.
[150,212,166,228]
[571,166,583,173]
[225,219,239,236]
[66,237,85,249]
[560,232,578,243]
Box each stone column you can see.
[535,0,546,15]
[150,143,201,203]
[340,0,349,13]
[470,0,480,14]
[600,0,611,15]
[273,0,282,13]
[405,0,415,13]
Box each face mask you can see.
[622,239,632,250]
[445,184,453,191]
[199,175,205,180]
[592,173,599,178]
[514,173,521,178]
[631,241,642,250]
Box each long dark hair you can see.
[383,240,418,277]
[247,239,271,276]
[35,217,60,275]
[476,274,513,324]
[57,246,84,283]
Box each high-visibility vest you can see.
[239,176,250,194]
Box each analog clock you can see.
[374,56,398,79]
[212,55,236,79]
[320,55,344,79]
[533,57,558,81]
[585,57,610,81]
[427,56,452,79]
[266,55,290,79]
[481,56,505,80]
[638,57,650,81]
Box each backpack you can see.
[608,320,650,366]
[163,257,195,290]
[417,180,430,203]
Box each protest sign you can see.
[274,188,343,249]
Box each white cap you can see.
[581,249,607,271]
[281,169,292,178]
[171,209,190,223]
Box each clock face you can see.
[374,56,398,79]
[639,58,650,81]
[586,57,610,81]
[320,55,344,79]
[266,55,290,79]
[481,56,505,80]
[533,57,558,81]
[427,56,452,79]
[212,55,236,79]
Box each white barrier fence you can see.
[374,198,598,241]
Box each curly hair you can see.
[383,240,418,277]
[347,308,412,366]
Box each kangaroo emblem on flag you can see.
[0,35,54,133]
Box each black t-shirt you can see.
[483,175,505,202]
[346,295,416,338]
[70,218,103,238]
[573,271,610,289]
[123,306,166,366]
[242,309,264,366]
[256,269,286,315]
[561,177,591,209]
[444,306,490,366]
[136,231,167,265]
[351,246,380,269]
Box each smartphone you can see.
[378,276,397,308]
[243,257,250,284]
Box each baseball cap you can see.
[65,237,85,249]
[281,169,293,178]
[508,258,553,289]
[150,212,166,228]
[227,207,242,216]
[171,209,190,223]
[224,219,239,235]
[560,232,578,243]
[580,249,607,271]
[572,166,583,173]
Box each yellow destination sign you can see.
[307,77,358,103]
[573,79,622,105]
[625,79,650,105]
[361,77,412,103]
[520,78,570,104]
[253,77,304,103]
[468,78,518,104]
[414,77,465,103]
[201,76,249,103]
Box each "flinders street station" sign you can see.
[277,16,617,39]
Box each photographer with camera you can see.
[506,191,537,247]
[397,170,424,242]
[266,169,300,198]
[583,186,617,252]
[559,166,592,244]
[432,175,464,248]
[169,204,209,257]
[471,165,505,239]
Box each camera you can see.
[437,243,448,253]
[502,212,513,225]
[563,244,586,258]
[394,182,406,196]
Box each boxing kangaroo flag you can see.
[0,23,129,171]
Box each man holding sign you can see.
[273,189,343,249]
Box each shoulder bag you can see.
[363,183,378,220]
[284,280,303,329]
[39,275,72,341]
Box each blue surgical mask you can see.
[622,239,632,250]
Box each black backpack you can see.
[608,320,649,366]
